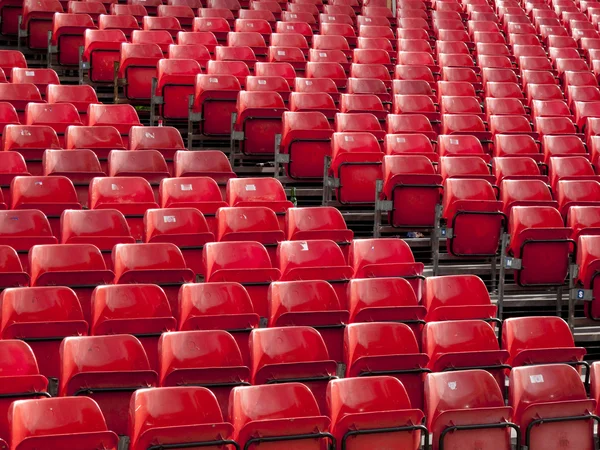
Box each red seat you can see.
[87,102,140,140]
[90,284,176,370]
[0,84,42,123]
[336,112,385,143]
[268,280,347,362]
[494,134,542,161]
[168,44,210,68]
[46,84,98,123]
[249,326,337,412]
[108,150,169,200]
[510,364,596,449]
[65,125,124,171]
[246,76,291,102]
[50,13,96,67]
[42,149,104,206]
[29,243,113,321]
[380,155,442,230]
[503,316,586,371]
[112,242,194,312]
[116,43,163,102]
[20,0,64,51]
[144,208,214,276]
[557,179,600,219]
[424,320,509,388]
[158,4,194,29]
[226,177,292,229]
[0,102,19,139]
[177,282,259,365]
[230,384,333,448]
[268,46,306,72]
[128,386,236,450]
[424,274,497,322]
[0,286,87,379]
[0,51,27,80]
[60,209,134,270]
[110,4,146,23]
[25,103,81,144]
[153,58,202,122]
[216,206,283,265]
[344,322,428,410]
[192,17,230,42]
[441,178,505,257]
[425,370,515,450]
[508,206,573,286]
[11,68,59,99]
[0,245,29,289]
[306,61,347,89]
[176,31,218,54]
[59,335,157,435]
[543,135,588,163]
[228,31,267,61]
[289,91,336,118]
[89,176,158,241]
[203,241,280,317]
[68,1,106,22]
[329,376,424,450]
[159,177,226,235]
[0,209,56,272]
[575,234,600,320]
[328,132,382,205]
[190,73,241,139]
[500,179,556,217]
[11,175,80,235]
[8,397,118,450]
[173,150,235,198]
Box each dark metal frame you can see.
[342,424,428,450]
[149,439,241,450]
[244,431,335,450]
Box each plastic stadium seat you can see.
[59,335,157,435]
[309,48,348,69]
[423,320,510,388]
[158,330,250,422]
[108,150,169,200]
[215,46,257,71]
[0,245,29,290]
[110,4,147,23]
[60,209,134,270]
[0,151,27,199]
[159,177,227,235]
[350,237,423,294]
[235,17,273,37]
[289,92,336,119]
[90,284,175,370]
[65,125,124,170]
[11,68,59,99]
[173,150,235,197]
[508,206,573,286]
[11,175,80,236]
[89,177,158,241]
[168,44,210,69]
[116,43,163,102]
[285,206,353,259]
[20,0,64,51]
[568,206,600,240]
[340,93,387,120]
[192,17,230,42]
[42,149,104,206]
[268,46,306,72]
[500,179,556,217]
[267,280,348,361]
[246,76,290,102]
[575,235,600,320]
[557,179,600,219]
[176,31,218,54]
[294,77,339,103]
[8,397,118,450]
[129,0,160,15]
[227,32,267,61]
[144,208,214,276]
[230,384,333,448]
[203,241,280,317]
[142,17,182,38]
[440,156,495,182]
[336,112,385,143]
[207,60,250,88]
[112,242,194,312]
[380,155,442,230]
[128,126,183,167]
[254,61,296,86]
[87,104,141,146]
[0,102,19,136]
[226,177,292,230]
[129,386,237,450]
[327,132,382,205]
[510,364,596,449]
[0,286,86,379]
[306,61,347,89]
[216,206,283,264]
[502,316,586,373]
[177,282,259,365]
[344,322,428,410]
[249,326,336,412]
[0,340,49,439]
[25,103,81,144]
[0,83,42,122]
[0,51,27,80]
[157,5,193,29]
[68,1,106,22]
[189,74,241,139]
[386,114,437,141]
[153,59,201,121]
[441,178,505,256]
[329,377,424,450]
[49,13,95,67]
[425,370,515,450]
[423,274,497,322]
[46,84,98,123]
[0,209,56,271]
[494,134,542,161]
[543,135,587,164]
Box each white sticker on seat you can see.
[530,374,544,384]
[450,139,459,145]
[258,79,266,85]
[448,381,457,390]
[305,80,312,85]
[111,184,119,190]
[163,215,177,223]
[209,77,218,83]
[319,52,327,57]
[26,71,35,76]
[300,241,309,251]
[278,50,286,55]
[245,184,256,191]
[344,135,354,141]
[396,137,406,143]
[180,184,193,191]
[145,132,155,139]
